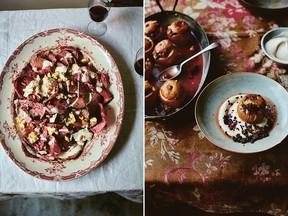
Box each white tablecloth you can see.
[0,7,143,202]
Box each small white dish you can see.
[195,72,288,153]
[261,27,288,65]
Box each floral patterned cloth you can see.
[145,0,288,215]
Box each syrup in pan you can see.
[146,30,203,116]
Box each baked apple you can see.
[152,39,178,67]
[237,94,266,124]
[167,20,192,46]
[145,20,165,42]
[159,80,186,108]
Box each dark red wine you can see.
[89,5,109,22]
[134,58,143,76]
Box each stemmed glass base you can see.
[134,47,144,77]
[87,21,107,37]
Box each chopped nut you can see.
[28,132,39,144]
[81,119,88,127]
[65,112,76,126]
[17,118,27,132]
[68,93,76,98]
[47,126,58,135]
[81,58,90,64]
[40,119,48,126]
[94,73,99,80]
[64,136,71,142]
[56,93,64,99]
[89,117,97,127]
[52,71,60,79]
[15,117,23,123]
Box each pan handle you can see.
[156,0,179,12]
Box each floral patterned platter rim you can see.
[195,72,288,153]
[0,28,124,181]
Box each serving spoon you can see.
[157,42,219,82]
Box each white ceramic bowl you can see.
[195,72,288,153]
[240,0,288,10]
[261,27,288,65]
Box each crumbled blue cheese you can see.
[89,71,96,79]
[51,107,58,114]
[96,86,103,92]
[23,82,34,97]
[40,134,47,141]
[96,81,103,92]
[23,76,40,98]
[49,113,57,123]
[65,52,73,59]
[96,81,103,87]
[80,64,97,79]
[42,60,53,69]
[72,64,81,75]
[18,107,29,119]
[80,66,90,83]
[55,65,68,81]
[72,128,93,146]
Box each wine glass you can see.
[134,47,144,77]
[87,0,110,37]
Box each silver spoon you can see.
[157,42,219,82]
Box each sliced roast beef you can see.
[97,88,113,104]
[30,55,45,70]
[90,103,107,133]
[62,46,79,59]
[13,76,33,99]
[48,53,57,63]
[13,46,113,161]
